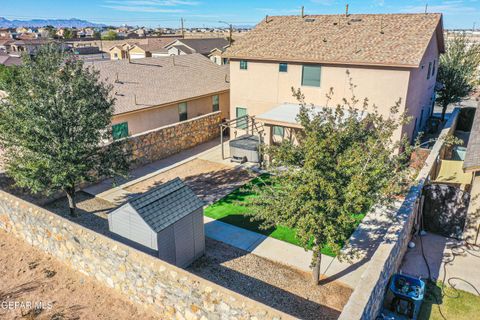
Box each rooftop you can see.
[173,38,230,55]
[224,13,444,68]
[89,53,229,115]
[129,177,204,233]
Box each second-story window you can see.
[212,95,219,112]
[179,102,188,121]
[279,63,288,72]
[427,62,432,80]
[240,60,248,70]
[302,65,321,87]
[432,59,436,77]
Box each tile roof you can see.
[89,53,229,115]
[175,38,230,55]
[0,53,21,66]
[129,178,204,233]
[224,13,444,67]
[463,107,480,172]
[173,44,194,54]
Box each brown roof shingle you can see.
[224,13,444,67]
[89,53,229,115]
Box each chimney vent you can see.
[301,6,305,18]
[345,4,349,16]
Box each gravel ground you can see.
[125,159,255,204]
[188,238,352,320]
[44,192,116,237]
[0,230,158,320]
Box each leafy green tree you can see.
[63,28,74,39]
[0,65,17,91]
[0,45,129,216]
[437,34,480,121]
[101,30,118,40]
[245,85,413,284]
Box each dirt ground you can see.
[189,238,352,320]
[125,158,255,204]
[0,230,158,320]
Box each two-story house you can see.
[224,13,445,146]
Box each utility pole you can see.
[181,18,185,39]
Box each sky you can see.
[1,0,479,29]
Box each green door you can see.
[236,107,248,129]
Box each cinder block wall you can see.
[0,190,292,320]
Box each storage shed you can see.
[108,178,205,267]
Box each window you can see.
[179,102,188,121]
[113,52,118,59]
[432,59,436,77]
[272,126,285,137]
[427,62,432,80]
[212,95,219,112]
[112,122,128,140]
[240,60,248,70]
[236,107,248,129]
[279,63,288,72]
[302,65,321,87]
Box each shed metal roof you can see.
[463,108,480,172]
[128,178,204,232]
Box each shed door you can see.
[174,215,195,267]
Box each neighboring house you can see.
[224,13,445,146]
[0,39,13,53]
[0,53,22,66]
[162,38,230,58]
[108,43,133,60]
[128,38,177,59]
[9,39,53,56]
[92,53,230,136]
[208,47,229,65]
[108,177,205,267]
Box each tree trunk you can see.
[65,187,77,217]
[312,253,322,285]
[441,102,449,122]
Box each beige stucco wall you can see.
[229,43,439,143]
[403,32,440,142]
[112,91,229,135]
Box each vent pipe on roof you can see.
[265,15,269,23]
[380,17,384,34]
[301,6,305,18]
[134,94,137,105]
[424,3,428,14]
[345,4,349,17]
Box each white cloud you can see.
[101,5,185,12]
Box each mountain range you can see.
[0,17,106,28]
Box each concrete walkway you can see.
[401,232,480,296]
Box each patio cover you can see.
[435,160,473,187]
[255,103,367,128]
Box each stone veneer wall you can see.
[0,190,292,320]
[126,111,222,168]
[338,108,461,320]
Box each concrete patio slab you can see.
[401,232,480,295]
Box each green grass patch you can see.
[205,174,365,257]
[419,280,480,320]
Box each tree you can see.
[101,30,118,40]
[437,34,480,121]
[245,84,413,284]
[63,28,74,39]
[0,45,129,216]
[0,65,17,91]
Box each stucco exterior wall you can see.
[229,59,427,143]
[112,91,230,135]
[403,33,440,142]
